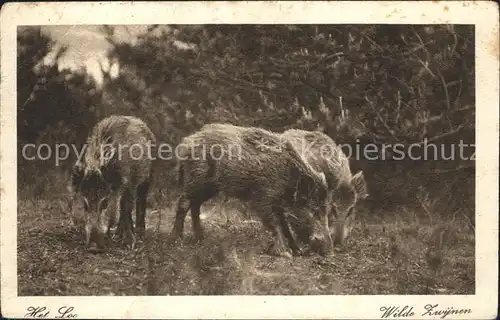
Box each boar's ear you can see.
[100,140,116,168]
[95,168,113,192]
[351,171,368,200]
[294,174,314,205]
[69,161,85,193]
[314,172,329,201]
[300,172,328,202]
[67,171,75,193]
[100,160,122,189]
[318,172,328,190]
[67,182,76,193]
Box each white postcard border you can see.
[1,1,498,319]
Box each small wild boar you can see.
[69,115,156,252]
[170,123,332,258]
[282,129,368,248]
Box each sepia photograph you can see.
[1,2,498,319]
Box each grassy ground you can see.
[17,196,475,296]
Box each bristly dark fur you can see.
[171,123,331,257]
[69,115,157,250]
[282,129,368,246]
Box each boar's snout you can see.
[333,220,349,247]
[85,225,107,253]
[310,232,333,257]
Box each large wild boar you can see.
[69,115,156,252]
[170,123,332,257]
[282,129,368,247]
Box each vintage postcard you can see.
[1,1,498,319]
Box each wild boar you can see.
[69,115,156,252]
[282,129,368,248]
[170,123,331,258]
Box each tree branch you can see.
[436,68,451,110]
[429,164,475,175]
[364,95,401,142]
[412,124,466,146]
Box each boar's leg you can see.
[275,209,302,256]
[261,209,293,259]
[172,194,190,240]
[106,188,120,238]
[172,187,217,242]
[189,200,203,242]
[115,195,126,240]
[189,187,218,243]
[135,181,150,239]
[119,187,136,249]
